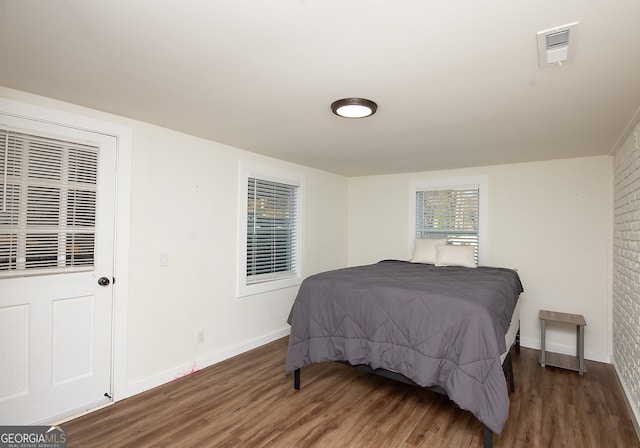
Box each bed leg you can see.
[294,368,300,390]
[515,324,521,354]
[483,425,493,448]
[507,351,515,393]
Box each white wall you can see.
[613,120,640,428]
[348,156,611,362]
[124,125,346,388]
[0,87,348,396]
[125,123,348,387]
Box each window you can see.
[415,180,484,262]
[1,127,98,277]
[238,168,302,296]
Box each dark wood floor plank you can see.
[65,337,640,447]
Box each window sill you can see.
[237,275,302,297]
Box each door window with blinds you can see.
[239,172,302,296]
[415,186,480,260]
[0,127,98,277]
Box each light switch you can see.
[159,252,169,267]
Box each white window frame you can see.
[237,163,304,297]
[409,175,488,265]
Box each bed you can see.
[285,259,524,447]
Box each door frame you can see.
[0,96,132,416]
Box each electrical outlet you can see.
[197,330,205,344]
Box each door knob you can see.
[98,277,111,286]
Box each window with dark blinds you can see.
[246,177,298,284]
[0,128,98,277]
[416,186,480,258]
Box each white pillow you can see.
[435,245,477,268]
[410,239,447,264]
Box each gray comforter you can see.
[285,260,523,434]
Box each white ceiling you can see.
[1,0,639,176]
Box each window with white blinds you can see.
[416,186,480,259]
[0,127,98,277]
[246,176,299,285]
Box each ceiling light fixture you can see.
[331,98,377,118]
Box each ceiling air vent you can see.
[537,22,579,67]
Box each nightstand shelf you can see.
[539,309,586,375]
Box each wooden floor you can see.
[66,337,639,447]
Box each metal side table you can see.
[539,309,586,375]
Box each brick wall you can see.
[613,121,640,424]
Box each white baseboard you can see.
[123,326,290,400]
[613,362,640,442]
[519,336,610,364]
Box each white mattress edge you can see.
[500,299,521,364]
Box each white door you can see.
[0,114,117,424]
